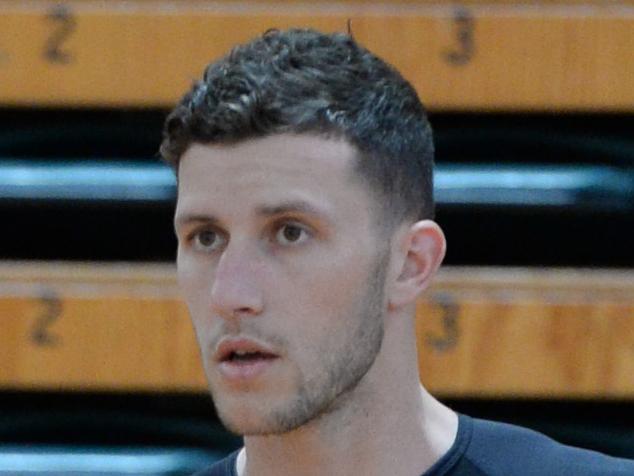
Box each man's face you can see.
[174,134,389,435]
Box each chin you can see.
[217,408,284,436]
[213,393,276,436]
[213,393,314,436]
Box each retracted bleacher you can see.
[1,1,634,473]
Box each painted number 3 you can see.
[426,293,460,353]
[443,6,476,66]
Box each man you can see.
[161,29,633,476]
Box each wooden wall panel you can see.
[0,1,632,110]
[0,296,205,391]
[0,262,205,391]
[1,262,633,397]
[417,268,634,397]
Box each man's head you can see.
[165,29,444,437]
[161,28,435,228]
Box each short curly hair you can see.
[161,28,435,224]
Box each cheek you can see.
[278,252,371,352]
[301,248,370,312]
[177,252,214,333]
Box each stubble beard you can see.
[216,250,390,436]
[267,289,385,435]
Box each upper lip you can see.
[214,337,279,362]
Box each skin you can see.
[175,133,458,476]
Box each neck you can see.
[236,311,458,476]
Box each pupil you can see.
[199,231,216,246]
[283,226,301,241]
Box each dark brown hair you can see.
[161,28,435,223]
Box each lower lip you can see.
[218,357,279,382]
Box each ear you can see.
[387,220,446,310]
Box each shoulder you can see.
[461,415,634,476]
[191,450,239,476]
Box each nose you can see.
[210,241,264,319]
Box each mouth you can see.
[223,350,278,363]
[215,337,279,362]
[215,338,280,382]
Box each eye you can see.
[190,229,226,252]
[275,223,310,246]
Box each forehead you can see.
[175,134,371,223]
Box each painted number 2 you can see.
[45,4,76,64]
[31,289,63,347]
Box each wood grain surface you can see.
[0,1,633,110]
[1,261,633,397]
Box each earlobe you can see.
[388,220,446,310]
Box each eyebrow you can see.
[173,213,219,233]
[254,201,331,221]
[174,200,331,233]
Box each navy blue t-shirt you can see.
[193,414,634,475]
